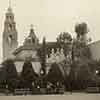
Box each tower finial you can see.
[8,0,12,12]
[9,0,11,8]
[30,24,35,33]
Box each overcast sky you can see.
[0,0,100,62]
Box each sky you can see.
[0,0,100,62]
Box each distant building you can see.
[2,5,69,75]
[2,4,100,75]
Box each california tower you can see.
[2,2,18,60]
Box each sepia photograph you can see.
[0,0,100,99]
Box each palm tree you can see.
[75,22,89,39]
[57,32,72,44]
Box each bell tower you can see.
[2,1,18,60]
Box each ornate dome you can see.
[24,25,39,46]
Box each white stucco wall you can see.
[14,61,41,75]
[16,50,37,59]
[14,61,24,73]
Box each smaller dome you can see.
[24,36,33,45]
[6,5,13,15]
[23,25,39,45]
[8,7,12,13]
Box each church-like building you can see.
[3,6,18,60]
[2,5,70,75]
[2,4,100,76]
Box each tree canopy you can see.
[1,59,18,91]
[2,59,18,81]
[57,32,72,44]
[46,63,65,84]
[21,61,38,82]
[75,22,89,39]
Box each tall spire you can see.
[9,0,11,8]
[3,0,18,60]
[8,0,12,13]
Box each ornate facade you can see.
[2,4,100,76]
[2,5,73,75]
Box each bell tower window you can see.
[9,34,13,39]
[8,24,12,30]
[9,24,12,28]
[6,16,9,19]
[9,16,12,19]
[7,34,13,46]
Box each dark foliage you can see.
[46,63,64,84]
[20,61,39,88]
[2,59,18,79]
[2,59,18,91]
[41,37,46,75]
[75,22,89,38]
[57,32,72,44]
[21,61,38,82]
